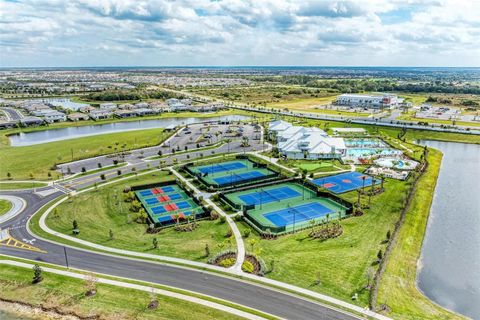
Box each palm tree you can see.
[380,174,385,190]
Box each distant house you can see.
[42,110,67,123]
[89,109,112,120]
[20,116,44,126]
[0,120,17,129]
[135,108,156,116]
[150,102,170,113]
[118,103,135,110]
[79,105,96,113]
[114,109,137,118]
[99,103,117,110]
[134,102,150,109]
[68,112,90,121]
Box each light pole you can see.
[63,246,69,269]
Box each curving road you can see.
[0,189,359,320]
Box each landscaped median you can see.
[0,256,274,320]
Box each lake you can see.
[9,115,249,146]
[418,140,480,319]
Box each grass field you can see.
[377,149,464,319]
[0,264,243,320]
[46,171,234,262]
[0,182,48,190]
[0,128,169,181]
[236,178,408,306]
[0,199,12,217]
[277,159,349,173]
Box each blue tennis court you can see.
[145,198,159,205]
[213,170,265,186]
[197,161,246,174]
[169,193,182,200]
[139,190,153,197]
[312,171,378,194]
[162,186,175,192]
[151,206,167,215]
[238,186,301,205]
[176,201,191,209]
[264,202,333,227]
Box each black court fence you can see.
[181,156,285,191]
[303,179,353,215]
[218,176,297,211]
[131,180,208,228]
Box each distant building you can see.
[89,109,112,120]
[135,108,156,116]
[99,103,117,110]
[114,109,137,118]
[42,110,66,123]
[20,116,43,126]
[335,94,400,109]
[269,120,346,160]
[79,105,96,113]
[67,112,90,121]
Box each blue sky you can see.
[1,0,479,67]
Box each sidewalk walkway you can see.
[169,167,246,271]
[0,195,26,225]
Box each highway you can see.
[0,121,363,320]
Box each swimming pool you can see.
[374,157,419,170]
[344,138,386,148]
[346,148,402,158]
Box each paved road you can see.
[0,190,358,320]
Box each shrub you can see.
[219,216,226,224]
[241,260,255,273]
[243,229,251,238]
[219,258,236,268]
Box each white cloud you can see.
[0,0,478,67]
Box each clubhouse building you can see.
[269,120,346,160]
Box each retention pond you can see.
[418,140,480,319]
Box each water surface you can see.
[9,115,249,146]
[418,140,480,319]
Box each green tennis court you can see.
[226,182,347,234]
[135,183,204,225]
[187,158,278,188]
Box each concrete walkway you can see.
[0,260,269,320]
[0,195,26,224]
[249,151,296,174]
[169,167,246,271]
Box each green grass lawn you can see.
[46,171,235,262]
[0,181,48,190]
[277,159,348,173]
[0,264,243,320]
[236,178,408,307]
[0,128,169,181]
[397,114,480,127]
[377,149,464,319]
[0,199,12,217]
